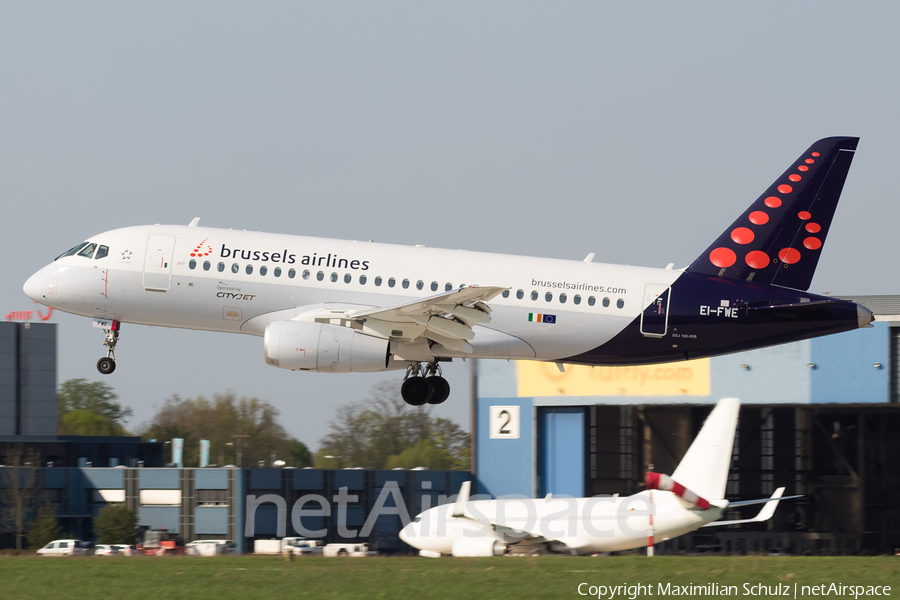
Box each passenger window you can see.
[77,243,97,259]
[445,283,453,291]
[203,261,210,271]
[617,299,625,309]
[574,295,581,305]
[218,263,225,272]
[317,271,324,281]
[588,296,596,306]
[95,245,109,260]
[274,267,282,277]
[330,272,338,282]
[374,276,383,286]
[302,270,310,280]
[416,280,424,290]
[288,268,296,279]
[516,290,524,300]
[344,274,351,284]
[360,275,367,285]
[559,293,567,304]
[502,290,510,298]
[388,277,395,288]
[545,292,553,302]
[260,266,267,276]
[245,265,253,275]
[531,291,538,301]
[189,259,196,270]
[231,263,239,274]
[431,281,438,292]
[602,297,610,307]
[402,279,410,289]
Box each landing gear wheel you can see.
[97,357,116,375]
[425,376,450,404]
[401,377,433,406]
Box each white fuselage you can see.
[399,491,721,555]
[24,224,679,363]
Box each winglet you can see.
[451,481,471,518]
[188,217,201,227]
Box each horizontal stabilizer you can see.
[703,488,793,527]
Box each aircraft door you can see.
[640,284,671,337]
[143,235,176,291]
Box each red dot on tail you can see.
[805,158,815,164]
[710,247,736,268]
[778,184,793,194]
[804,237,822,250]
[731,227,754,244]
[798,211,812,220]
[789,174,801,182]
[811,152,820,157]
[779,248,801,264]
[745,250,770,269]
[805,222,821,233]
[749,211,769,225]
[764,196,782,208]
[798,165,809,171]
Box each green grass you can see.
[1,555,897,600]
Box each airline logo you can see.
[528,313,556,324]
[191,237,213,258]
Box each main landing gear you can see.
[401,363,450,406]
[96,320,121,375]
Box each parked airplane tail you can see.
[669,398,740,502]
[686,137,858,291]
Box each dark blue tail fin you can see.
[686,137,858,291]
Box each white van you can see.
[323,543,371,557]
[37,540,88,556]
[186,540,236,556]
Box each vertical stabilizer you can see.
[670,398,739,501]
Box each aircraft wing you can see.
[702,488,796,527]
[349,285,507,353]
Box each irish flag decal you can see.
[528,313,556,324]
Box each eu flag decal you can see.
[528,313,556,324]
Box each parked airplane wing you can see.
[349,285,507,352]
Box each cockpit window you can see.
[95,245,109,260]
[56,242,89,260]
[77,243,97,259]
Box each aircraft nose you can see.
[23,271,43,302]
[398,523,413,545]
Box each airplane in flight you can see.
[399,398,795,556]
[24,137,871,405]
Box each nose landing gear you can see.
[400,362,450,406]
[96,320,121,375]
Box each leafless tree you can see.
[0,445,42,551]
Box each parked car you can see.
[36,540,88,556]
[93,544,119,556]
[112,544,138,556]
[186,540,236,556]
[282,537,323,556]
[323,543,374,557]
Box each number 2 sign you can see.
[489,405,520,439]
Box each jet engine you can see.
[264,321,391,373]
[450,536,507,557]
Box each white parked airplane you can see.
[23,137,871,405]
[399,398,794,556]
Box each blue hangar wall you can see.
[475,321,893,499]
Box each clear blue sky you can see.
[2,3,898,447]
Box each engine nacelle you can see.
[451,536,507,557]
[264,321,390,373]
